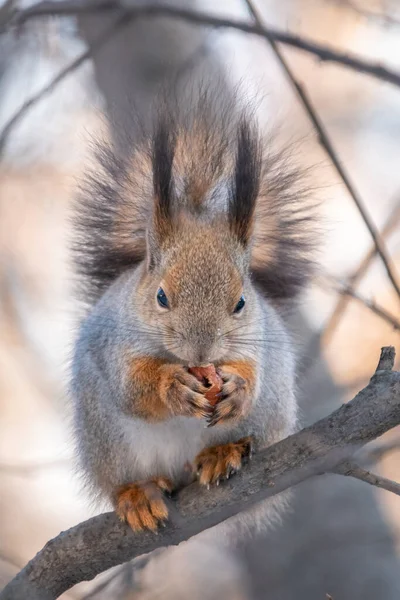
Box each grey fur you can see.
[71,104,301,544]
[72,263,296,532]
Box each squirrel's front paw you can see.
[161,365,211,419]
[115,477,173,532]
[207,366,253,427]
[194,437,253,487]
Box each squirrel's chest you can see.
[121,416,207,481]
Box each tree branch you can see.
[5,0,399,298]
[244,0,400,303]
[323,196,400,345]
[3,2,400,90]
[1,346,399,600]
[0,10,131,158]
[320,274,400,331]
[336,461,400,497]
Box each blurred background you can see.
[1,0,400,598]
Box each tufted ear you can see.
[228,118,262,246]
[147,118,177,270]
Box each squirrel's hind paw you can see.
[194,437,253,487]
[115,477,173,532]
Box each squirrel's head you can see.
[136,117,262,365]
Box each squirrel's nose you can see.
[195,343,212,366]
[196,349,207,365]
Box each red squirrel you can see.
[71,90,315,533]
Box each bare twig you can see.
[3,0,400,307]
[321,275,400,331]
[336,461,400,497]
[1,346,399,600]
[244,0,400,303]
[3,2,400,90]
[0,10,215,161]
[0,11,131,158]
[323,197,400,344]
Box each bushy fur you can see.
[73,89,316,306]
[71,87,317,552]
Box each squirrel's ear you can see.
[228,119,262,246]
[147,119,176,270]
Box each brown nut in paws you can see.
[115,477,173,532]
[206,367,253,427]
[188,364,223,409]
[194,437,253,487]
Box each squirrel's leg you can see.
[113,357,211,532]
[194,437,253,487]
[114,476,173,532]
[195,359,257,486]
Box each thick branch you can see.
[1,347,399,600]
[3,2,400,90]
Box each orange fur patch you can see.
[115,477,173,532]
[194,437,253,486]
[220,360,257,392]
[128,356,172,422]
[128,357,210,421]
[206,360,256,427]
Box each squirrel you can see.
[71,90,315,534]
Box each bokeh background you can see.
[1,1,400,598]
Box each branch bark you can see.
[4,2,400,90]
[336,461,400,496]
[1,347,399,600]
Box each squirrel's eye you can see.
[156,287,169,309]
[234,295,246,314]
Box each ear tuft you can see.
[152,117,177,240]
[228,118,262,245]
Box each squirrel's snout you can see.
[195,348,209,366]
[180,344,214,366]
[165,331,221,365]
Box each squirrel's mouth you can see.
[187,361,212,369]
[165,340,227,367]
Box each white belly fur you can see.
[121,415,207,481]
